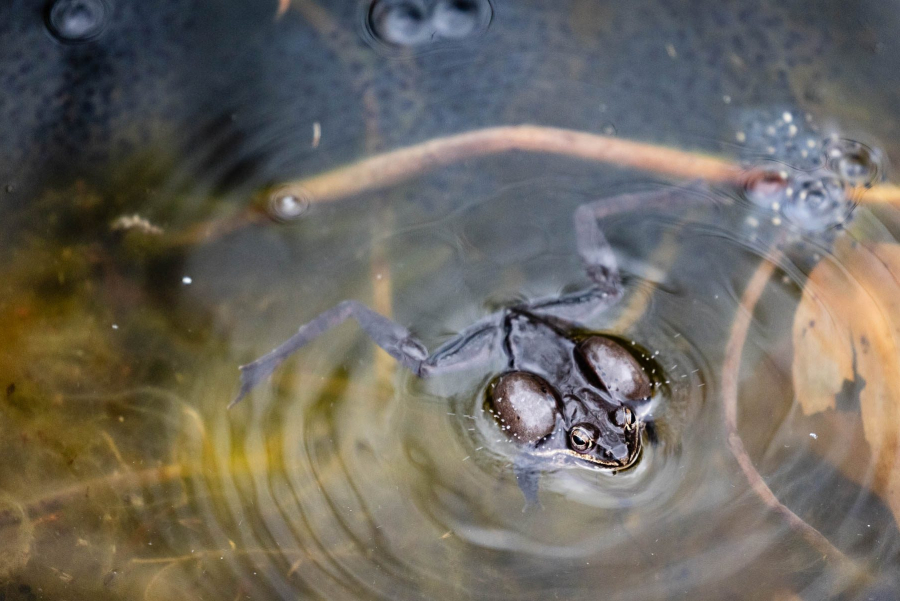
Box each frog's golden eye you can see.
[569,425,595,453]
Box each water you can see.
[2,0,900,599]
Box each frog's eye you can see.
[576,336,651,401]
[569,425,595,453]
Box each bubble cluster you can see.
[734,108,822,171]
[366,0,492,48]
[45,0,109,43]
[736,109,885,232]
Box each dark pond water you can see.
[2,1,900,599]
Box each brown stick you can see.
[171,125,900,248]
[272,125,750,204]
[721,249,858,568]
[270,125,900,205]
[853,183,900,205]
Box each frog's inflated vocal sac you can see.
[231,185,698,478]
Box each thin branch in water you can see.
[170,126,900,247]
[0,464,185,531]
[268,125,899,206]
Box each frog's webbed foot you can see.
[527,182,712,324]
[232,301,505,406]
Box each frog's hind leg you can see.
[234,300,428,406]
[526,182,712,324]
[232,301,505,406]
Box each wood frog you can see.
[231,185,702,497]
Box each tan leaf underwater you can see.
[792,242,900,523]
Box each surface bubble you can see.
[46,0,108,43]
[368,0,431,46]
[268,190,310,222]
[823,137,882,187]
[782,172,850,231]
[432,0,482,39]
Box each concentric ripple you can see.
[150,207,882,601]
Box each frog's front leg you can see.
[513,457,542,510]
[231,301,503,406]
[527,182,710,323]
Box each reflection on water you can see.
[2,0,900,599]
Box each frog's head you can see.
[554,391,643,469]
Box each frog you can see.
[231,184,703,498]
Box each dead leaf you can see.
[793,241,900,523]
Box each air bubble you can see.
[46,0,108,43]
[268,189,310,222]
[432,0,482,39]
[368,0,431,46]
[823,138,882,187]
[782,173,850,231]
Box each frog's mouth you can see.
[584,419,644,471]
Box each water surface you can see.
[1,1,900,599]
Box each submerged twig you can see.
[271,124,898,205]
[272,125,751,204]
[0,464,185,531]
[721,248,862,573]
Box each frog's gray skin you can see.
[232,185,701,491]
